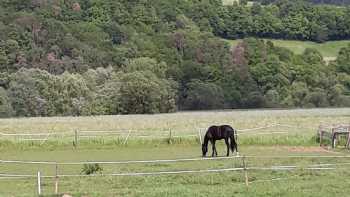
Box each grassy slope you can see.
[222,1,350,59]
[227,39,350,59]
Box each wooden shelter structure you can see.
[319,124,350,148]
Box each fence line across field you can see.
[0,164,343,180]
[0,156,241,165]
[0,123,312,141]
[0,132,73,136]
[1,155,349,194]
[2,154,350,165]
[0,122,330,138]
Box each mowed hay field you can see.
[222,0,254,6]
[1,108,350,197]
[227,39,350,60]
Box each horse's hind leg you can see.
[225,138,230,157]
[211,140,217,157]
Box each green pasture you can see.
[0,108,350,196]
[1,144,350,197]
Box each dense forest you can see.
[0,0,349,117]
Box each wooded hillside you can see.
[0,0,349,117]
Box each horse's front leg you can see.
[225,138,230,157]
[211,140,217,157]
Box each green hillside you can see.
[0,0,350,118]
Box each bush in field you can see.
[81,163,103,175]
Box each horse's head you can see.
[202,143,208,157]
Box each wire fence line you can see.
[0,163,345,179]
[1,122,342,139]
[0,156,240,165]
[0,123,315,143]
[1,154,349,195]
[2,154,350,165]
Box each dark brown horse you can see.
[202,125,238,157]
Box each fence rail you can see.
[1,153,350,194]
[0,163,346,179]
[0,123,314,144]
[2,154,350,165]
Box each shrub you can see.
[81,163,103,175]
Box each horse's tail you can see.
[230,129,238,152]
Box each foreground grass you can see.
[1,144,350,197]
[2,169,350,197]
[227,39,350,58]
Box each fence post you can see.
[73,130,78,148]
[319,125,323,147]
[235,129,238,146]
[55,163,59,195]
[242,156,249,187]
[123,130,131,145]
[198,128,202,144]
[331,128,336,148]
[347,127,350,149]
[37,171,41,196]
[168,129,173,144]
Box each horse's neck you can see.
[203,135,210,145]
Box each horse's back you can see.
[221,125,234,131]
[208,125,233,130]
[206,125,235,139]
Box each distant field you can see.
[222,0,254,6]
[222,0,238,5]
[227,39,350,59]
[0,108,349,135]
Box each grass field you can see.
[0,108,349,134]
[1,108,350,196]
[2,145,350,197]
[227,39,350,60]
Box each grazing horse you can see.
[202,125,238,157]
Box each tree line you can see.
[211,0,350,42]
[0,0,349,117]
